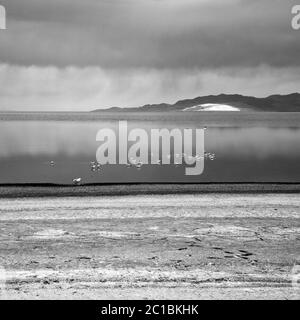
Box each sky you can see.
[0,0,299,111]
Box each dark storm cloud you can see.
[1,64,300,111]
[1,0,299,68]
[0,0,299,111]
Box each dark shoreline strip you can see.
[0,183,299,198]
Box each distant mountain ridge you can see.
[92,93,300,112]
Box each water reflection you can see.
[0,119,299,184]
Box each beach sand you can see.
[0,189,299,300]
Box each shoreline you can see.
[0,183,300,198]
[1,112,300,128]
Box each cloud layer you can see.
[0,0,299,110]
[1,64,300,111]
[1,0,299,68]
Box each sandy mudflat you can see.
[0,192,299,300]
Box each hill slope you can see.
[92,93,300,112]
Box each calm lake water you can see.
[0,112,299,184]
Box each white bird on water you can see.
[72,178,82,185]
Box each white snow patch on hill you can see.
[183,104,240,111]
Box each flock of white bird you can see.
[48,151,216,185]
